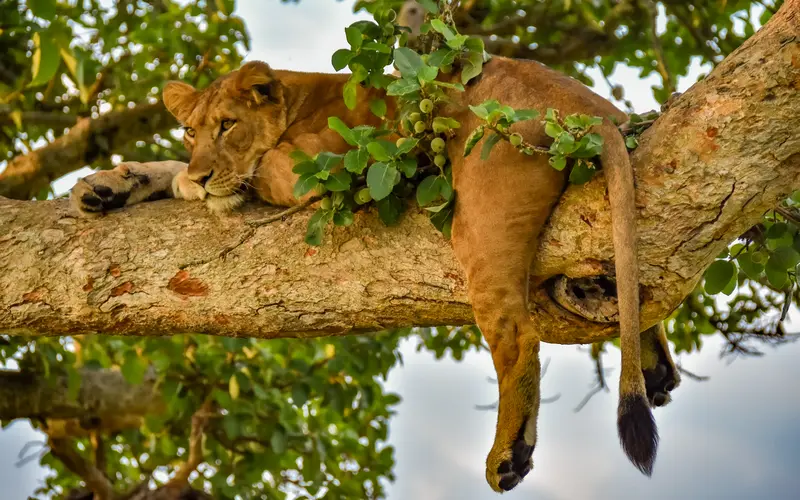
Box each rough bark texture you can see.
[0,102,176,200]
[0,369,162,422]
[0,3,799,344]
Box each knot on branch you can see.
[550,275,621,323]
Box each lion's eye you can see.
[184,127,196,138]
[221,119,236,132]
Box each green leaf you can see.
[445,34,469,50]
[464,125,485,156]
[417,65,438,82]
[293,173,320,199]
[30,33,61,88]
[737,252,764,280]
[480,133,501,160]
[343,80,358,110]
[556,132,578,155]
[345,26,363,51]
[270,428,288,454]
[370,99,387,118]
[328,117,357,145]
[461,52,483,85]
[29,0,56,21]
[395,137,419,155]
[417,176,443,207]
[305,209,332,246]
[386,78,421,96]
[292,161,318,176]
[290,150,313,163]
[769,246,800,270]
[363,42,392,53]
[367,142,391,162]
[292,384,309,407]
[428,49,457,68]
[394,47,424,78]
[344,148,369,174]
[626,136,639,149]
[513,109,540,122]
[367,162,398,201]
[417,0,439,14]
[324,171,352,192]
[432,117,460,134]
[429,201,454,238]
[431,80,465,91]
[376,194,403,225]
[544,122,564,139]
[316,152,344,171]
[464,37,485,53]
[430,19,455,40]
[333,210,355,227]
[121,351,146,386]
[549,155,567,171]
[704,260,736,295]
[396,158,418,177]
[765,264,789,289]
[569,161,596,184]
[767,222,788,240]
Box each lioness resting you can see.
[70,59,680,492]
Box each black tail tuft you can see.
[617,394,658,476]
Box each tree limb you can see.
[0,369,163,423]
[0,1,799,343]
[48,437,118,500]
[0,102,176,200]
[165,400,214,489]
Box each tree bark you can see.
[0,369,162,422]
[0,102,176,200]
[0,2,798,344]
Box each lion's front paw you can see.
[70,165,148,217]
[70,161,185,217]
[172,169,207,201]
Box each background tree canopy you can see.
[0,0,797,499]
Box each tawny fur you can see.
[69,59,682,492]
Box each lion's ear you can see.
[235,61,283,106]
[163,81,199,123]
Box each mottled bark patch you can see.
[168,270,208,297]
[111,281,134,297]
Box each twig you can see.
[676,364,710,382]
[643,0,676,96]
[573,344,610,412]
[776,207,800,227]
[246,196,322,227]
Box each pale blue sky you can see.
[5,1,800,499]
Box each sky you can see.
[4,1,800,499]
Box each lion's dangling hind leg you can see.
[449,139,566,492]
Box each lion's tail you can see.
[599,121,658,476]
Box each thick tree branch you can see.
[0,2,799,343]
[0,369,163,423]
[0,102,176,200]
[166,400,213,489]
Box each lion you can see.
[70,58,680,492]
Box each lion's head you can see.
[162,61,287,211]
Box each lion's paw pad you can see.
[495,438,533,491]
